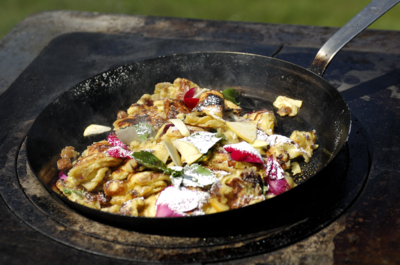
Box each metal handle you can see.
[309,0,400,76]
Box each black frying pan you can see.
[26,0,398,236]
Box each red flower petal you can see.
[184,98,200,109]
[224,142,263,163]
[163,124,174,133]
[184,87,197,99]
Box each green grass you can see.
[1,0,399,39]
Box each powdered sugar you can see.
[107,133,128,149]
[182,164,218,187]
[178,131,223,154]
[106,146,133,158]
[168,164,218,188]
[257,130,308,156]
[106,133,133,158]
[135,123,154,137]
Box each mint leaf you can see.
[165,167,183,178]
[132,151,167,172]
[63,188,83,198]
[222,88,240,105]
[197,147,215,162]
[131,151,184,178]
[184,164,214,177]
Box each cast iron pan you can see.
[26,0,398,236]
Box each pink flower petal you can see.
[264,155,290,196]
[106,146,133,158]
[264,155,285,180]
[58,171,68,180]
[267,178,291,196]
[107,133,128,149]
[155,204,183,217]
[224,142,263,163]
[155,186,209,217]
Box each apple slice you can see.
[115,126,140,145]
[154,123,168,140]
[169,119,190,137]
[83,124,111,136]
[251,140,269,148]
[162,139,182,167]
[226,121,257,143]
[152,143,169,163]
[173,140,202,165]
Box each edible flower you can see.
[266,178,291,196]
[107,133,128,149]
[58,171,68,180]
[264,155,285,180]
[155,186,209,217]
[106,146,133,158]
[184,87,197,99]
[264,156,290,196]
[106,133,133,158]
[184,87,200,109]
[224,141,263,163]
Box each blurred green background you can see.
[1,0,399,39]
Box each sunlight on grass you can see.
[1,0,399,39]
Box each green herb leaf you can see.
[197,147,214,162]
[222,88,240,105]
[184,164,214,177]
[63,188,84,198]
[132,151,185,179]
[72,190,84,198]
[165,167,184,178]
[132,151,167,172]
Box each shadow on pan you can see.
[26,52,350,237]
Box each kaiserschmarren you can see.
[55,78,318,217]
